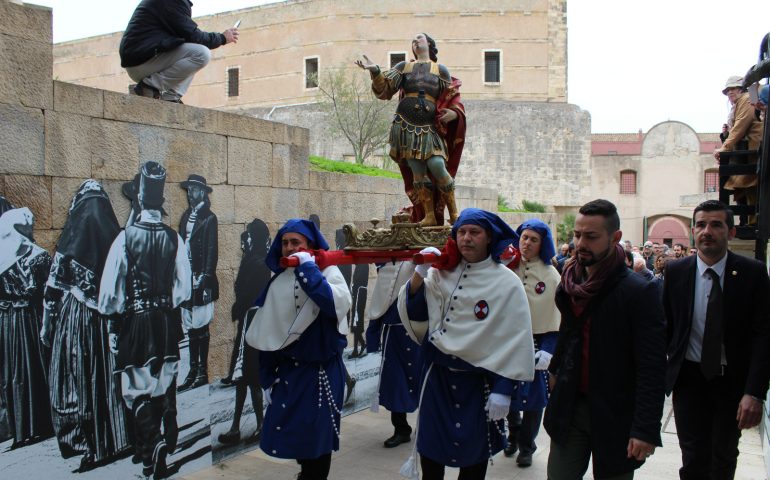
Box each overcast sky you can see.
[28,0,770,134]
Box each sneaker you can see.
[132,81,160,99]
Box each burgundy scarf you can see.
[561,243,626,309]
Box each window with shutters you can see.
[483,50,501,83]
[226,67,239,97]
[620,170,637,194]
[389,52,406,69]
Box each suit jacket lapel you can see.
[684,256,696,327]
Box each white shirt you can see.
[686,253,727,364]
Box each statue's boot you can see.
[439,180,459,225]
[417,184,438,227]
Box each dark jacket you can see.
[544,265,666,478]
[179,205,219,306]
[664,252,770,399]
[119,0,225,68]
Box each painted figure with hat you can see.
[714,75,763,225]
[244,219,352,480]
[397,208,534,479]
[99,161,192,479]
[501,219,561,468]
[177,174,219,392]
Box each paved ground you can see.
[181,396,768,480]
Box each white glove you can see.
[415,246,441,278]
[263,387,272,406]
[485,393,511,421]
[290,251,315,265]
[108,333,119,355]
[534,350,552,371]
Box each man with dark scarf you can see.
[544,199,666,480]
[99,162,192,479]
[40,180,130,470]
[177,174,219,392]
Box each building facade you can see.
[590,121,721,246]
[52,0,568,109]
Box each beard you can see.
[576,245,611,267]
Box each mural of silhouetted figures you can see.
[98,161,193,479]
[348,264,369,359]
[0,196,15,444]
[178,175,219,393]
[216,219,271,447]
[39,180,130,471]
[0,207,54,448]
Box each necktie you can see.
[701,268,723,379]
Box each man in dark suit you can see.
[664,200,770,480]
[178,174,219,392]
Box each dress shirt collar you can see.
[696,252,727,280]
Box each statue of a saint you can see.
[356,33,466,226]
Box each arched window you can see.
[620,170,637,194]
[704,168,719,193]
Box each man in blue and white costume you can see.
[504,218,561,468]
[397,208,535,480]
[365,261,423,448]
[245,219,351,480]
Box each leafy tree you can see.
[316,67,394,165]
[556,213,576,245]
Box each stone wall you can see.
[0,0,496,379]
[261,100,592,209]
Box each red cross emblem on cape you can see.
[474,300,489,320]
[535,282,546,294]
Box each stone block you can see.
[101,179,133,227]
[45,111,93,178]
[0,33,52,109]
[90,120,142,181]
[51,176,88,229]
[4,174,51,229]
[0,1,52,43]
[270,188,300,224]
[271,143,291,188]
[36,228,60,255]
[289,144,310,190]
[288,125,310,147]
[163,183,189,229]
[90,120,228,184]
[53,81,103,118]
[298,190,323,219]
[218,223,245,271]
[103,91,216,134]
[227,137,272,186]
[209,184,235,225]
[0,103,44,175]
[234,186,272,224]
[214,110,282,143]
